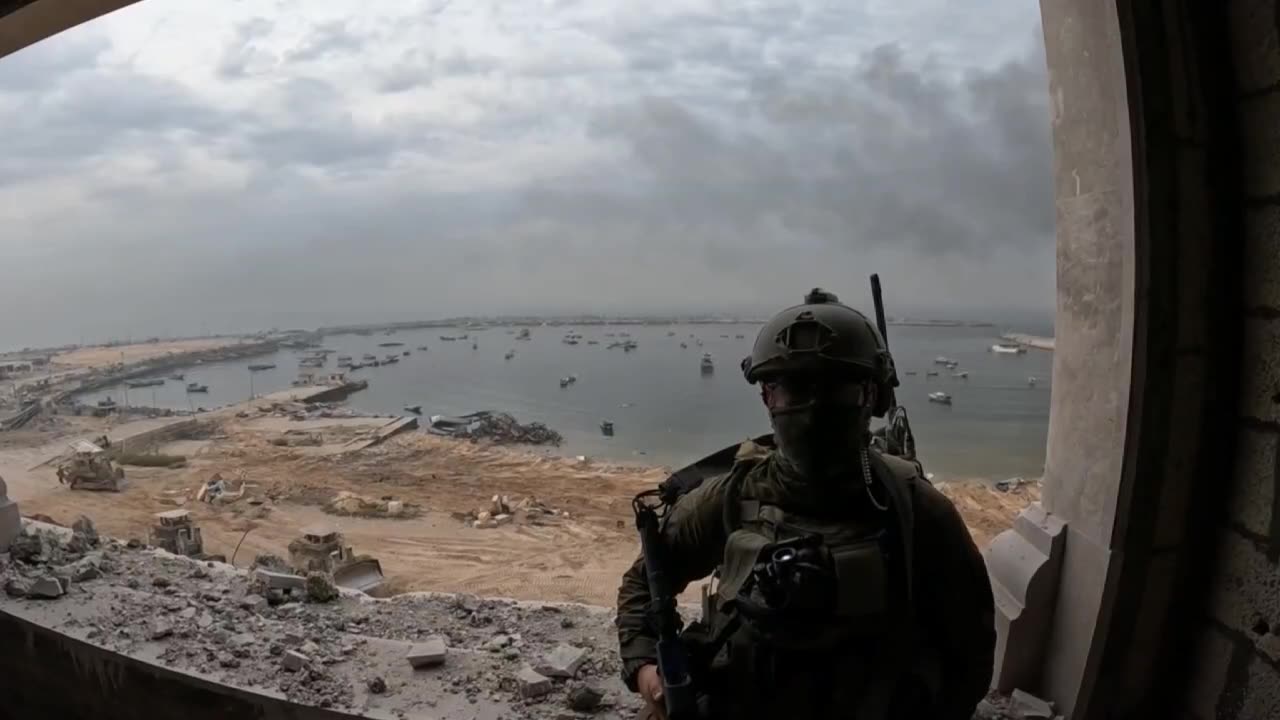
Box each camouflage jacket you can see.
[615,447,995,720]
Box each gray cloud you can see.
[0,3,1053,348]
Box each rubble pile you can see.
[2,518,639,719]
[323,491,421,519]
[457,495,568,529]
[455,413,563,447]
[3,516,112,600]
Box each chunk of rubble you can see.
[1011,689,1055,719]
[9,530,52,564]
[367,676,387,694]
[567,684,604,712]
[535,643,588,679]
[282,650,310,672]
[25,575,67,599]
[407,635,448,669]
[68,515,99,552]
[305,572,339,603]
[254,568,306,590]
[150,619,174,640]
[517,665,553,698]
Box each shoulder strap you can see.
[868,450,918,607]
[720,453,767,534]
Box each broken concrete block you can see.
[179,606,197,620]
[567,684,604,712]
[254,568,306,590]
[535,643,587,679]
[26,575,66,599]
[282,650,310,672]
[4,578,30,597]
[196,612,214,629]
[150,620,174,640]
[482,634,512,651]
[407,635,448,669]
[1012,689,1055,719]
[0,476,19,554]
[367,676,387,694]
[305,572,338,603]
[517,665,553,698]
[238,594,266,611]
[9,530,51,564]
[494,513,512,526]
[229,633,255,649]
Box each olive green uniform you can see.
[616,446,995,719]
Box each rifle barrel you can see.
[870,273,890,351]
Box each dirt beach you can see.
[1,403,1038,606]
[51,338,250,369]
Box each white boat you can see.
[991,343,1027,354]
[1028,376,1038,387]
[928,391,952,405]
[952,371,969,379]
[700,354,714,374]
[186,382,208,393]
[933,356,955,365]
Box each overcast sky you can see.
[0,0,1053,349]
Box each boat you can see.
[96,398,117,410]
[168,373,184,381]
[904,371,918,376]
[563,338,580,345]
[382,355,399,364]
[735,334,745,339]
[600,420,615,436]
[404,405,423,414]
[471,342,478,350]
[248,363,275,371]
[991,343,1027,354]
[505,350,515,360]
[934,356,957,365]
[587,340,599,345]
[299,357,325,368]
[926,370,940,377]
[680,342,688,349]
[952,371,969,379]
[928,391,952,405]
[667,331,675,336]
[516,329,530,340]
[337,356,353,368]
[186,383,208,393]
[125,378,165,388]
[377,342,405,347]
[700,354,714,374]
[417,346,430,351]
[440,336,458,341]
[1028,376,1038,387]
[560,377,571,388]
[720,334,729,338]
[402,350,410,356]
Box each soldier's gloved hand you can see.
[636,664,668,720]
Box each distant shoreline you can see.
[315,317,998,335]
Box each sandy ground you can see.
[1,411,1038,606]
[52,338,248,369]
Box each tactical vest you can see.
[694,450,939,720]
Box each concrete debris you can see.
[995,477,1034,493]
[69,515,99,551]
[150,619,174,640]
[9,529,53,564]
[440,412,563,446]
[535,643,588,679]
[282,650,310,672]
[252,554,290,572]
[4,577,30,597]
[305,572,339,603]
[324,491,420,519]
[567,684,604,712]
[1011,689,1055,719]
[25,575,67,599]
[407,635,449,669]
[517,665,554,698]
[366,676,387,694]
[152,576,171,588]
[255,568,307,590]
[482,634,512,651]
[239,594,266,611]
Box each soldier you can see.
[616,289,995,719]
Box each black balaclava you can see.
[765,376,872,479]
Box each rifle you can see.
[632,489,700,720]
[869,274,918,463]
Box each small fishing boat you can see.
[904,371,918,376]
[382,355,399,364]
[378,342,405,347]
[336,356,353,367]
[926,370,940,377]
[417,346,430,351]
[934,356,957,366]
[928,391,952,405]
[125,378,164,388]
[560,377,571,388]
[404,405,423,414]
[680,342,688,349]
[1028,376,1038,387]
[186,382,208,393]
[700,354,714,374]
[169,373,184,381]
[952,371,969,379]
[600,420,615,436]
[248,363,275,371]
[505,350,516,360]
[991,343,1027,355]
[403,350,410,356]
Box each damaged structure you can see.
[148,510,205,558]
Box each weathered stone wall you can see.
[1180,2,1280,718]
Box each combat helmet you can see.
[741,288,899,416]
